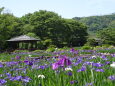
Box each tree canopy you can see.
[97,28,115,45]
[73,13,115,32]
[0,9,88,50]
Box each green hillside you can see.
[73,13,115,32]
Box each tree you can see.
[65,19,88,46]
[20,10,88,48]
[0,13,21,50]
[97,28,115,45]
[0,7,4,14]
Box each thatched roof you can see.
[7,35,40,42]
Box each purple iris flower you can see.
[9,76,31,82]
[52,62,59,70]
[70,80,74,84]
[0,63,3,68]
[21,76,31,82]
[74,62,80,66]
[105,61,110,65]
[15,76,22,81]
[83,61,92,66]
[70,48,78,55]
[101,55,108,60]
[52,56,72,70]
[58,56,72,66]
[24,60,33,66]
[16,68,26,71]
[111,54,115,57]
[5,61,19,67]
[15,56,21,60]
[108,75,115,81]
[39,65,46,69]
[67,72,72,76]
[6,73,11,78]
[70,80,78,84]
[23,60,29,63]
[32,65,39,69]
[95,69,104,72]
[77,66,86,72]
[70,48,75,52]
[85,83,93,86]
[10,77,16,81]
[28,61,33,66]
[74,57,83,66]
[0,79,7,84]
[92,63,104,67]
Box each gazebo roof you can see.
[7,35,40,42]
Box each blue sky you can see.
[0,0,115,18]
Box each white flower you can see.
[91,55,96,58]
[28,55,32,57]
[38,75,45,79]
[65,67,73,71]
[110,62,115,68]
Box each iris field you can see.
[0,47,115,86]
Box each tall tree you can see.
[97,28,115,45]
[0,13,21,49]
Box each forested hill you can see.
[73,13,115,32]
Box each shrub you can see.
[86,38,98,46]
[46,45,57,52]
[13,50,29,53]
[32,50,44,53]
[81,46,92,50]
[101,44,111,48]
[46,47,56,52]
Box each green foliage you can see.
[97,28,115,45]
[81,45,92,50]
[13,50,29,53]
[0,7,4,14]
[26,32,40,39]
[73,13,115,32]
[48,45,57,48]
[43,39,52,47]
[0,13,21,50]
[101,44,111,48]
[62,46,69,50]
[0,10,88,50]
[96,48,115,54]
[0,48,115,86]
[20,10,88,48]
[86,38,98,46]
[46,47,56,52]
[32,49,44,53]
[46,45,57,52]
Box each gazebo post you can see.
[17,42,19,49]
[22,42,24,49]
[35,41,37,49]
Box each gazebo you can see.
[7,35,40,50]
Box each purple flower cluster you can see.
[92,62,104,67]
[15,56,21,60]
[85,82,93,86]
[24,60,33,66]
[77,66,86,72]
[0,62,3,68]
[70,80,78,84]
[108,75,115,81]
[9,76,31,82]
[95,69,104,72]
[52,55,72,70]
[0,79,7,85]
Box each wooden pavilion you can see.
[7,35,40,50]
